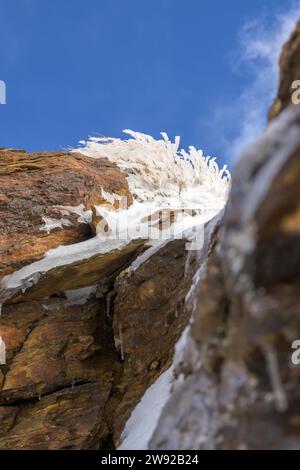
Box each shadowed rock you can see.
[269,21,300,120]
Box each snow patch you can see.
[55,204,92,224]
[118,367,174,450]
[0,236,134,304]
[64,285,97,306]
[40,216,72,234]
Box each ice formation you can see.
[76,130,231,245]
[77,129,230,204]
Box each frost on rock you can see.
[38,204,93,234]
[42,285,98,311]
[55,204,93,224]
[76,130,231,241]
[63,285,97,306]
[76,130,230,204]
[40,216,72,234]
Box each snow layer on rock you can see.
[42,285,97,311]
[128,240,169,273]
[55,204,92,224]
[40,216,72,234]
[118,367,174,450]
[0,236,133,304]
[76,130,230,243]
[64,285,97,306]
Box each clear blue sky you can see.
[0,0,297,165]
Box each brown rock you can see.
[0,236,192,449]
[0,383,111,450]
[269,21,300,120]
[0,149,132,280]
[0,291,121,449]
[0,297,118,403]
[0,371,4,389]
[112,238,192,444]
[0,406,18,437]
[0,238,144,304]
[0,301,47,366]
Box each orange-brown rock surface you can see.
[0,235,191,449]
[112,239,191,444]
[0,384,111,450]
[0,148,132,280]
[0,141,193,449]
[0,297,117,403]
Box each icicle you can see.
[106,289,115,318]
[260,341,288,412]
[119,324,125,362]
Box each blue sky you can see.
[0,0,299,165]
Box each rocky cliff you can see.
[0,20,299,451]
[0,132,228,449]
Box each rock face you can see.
[112,239,191,444]
[0,145,194,449]
[0,295,119,450]
[269,21,300,120]
[150,107,300,450]
[0,235,191,448]
[0,384,111,450]
[0,297,117,403]
[0,133,205,450]
[0,149,132,280]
